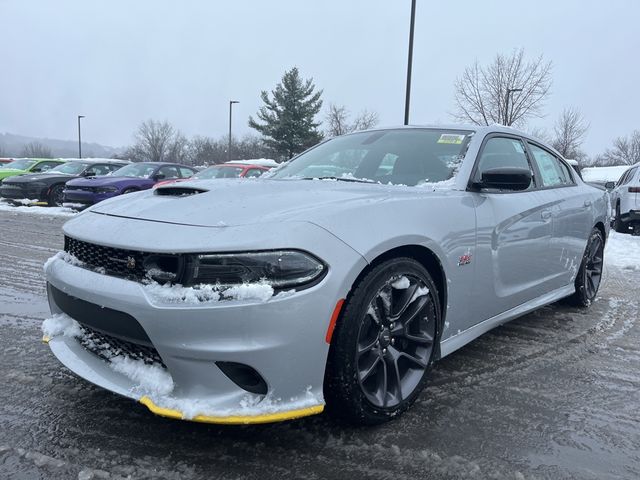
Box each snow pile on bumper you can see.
[41,314,324,424]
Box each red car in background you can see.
[155,162,272,187]
[0,158,14,165]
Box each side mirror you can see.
[604,181,616,191]
[81,170,94,177]
[476,167,532,191]
[31,167,42,173]
[153,173,166,181]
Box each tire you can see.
[48,184,65,207]
[324,257,440,425]
[613,203,627,233]
[566,228,605,307]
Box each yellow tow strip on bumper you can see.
[42,336,50,344]
[139,396,324,425]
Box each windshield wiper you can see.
[301,176,375,184]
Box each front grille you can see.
[78,324,166,369]
[65,236,149,281]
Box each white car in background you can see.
[611,163,640,235]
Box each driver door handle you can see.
[584,200,592,207]
[541,210,552,220]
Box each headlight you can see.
[94,186,119,193]
[184,250,326,289]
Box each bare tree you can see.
[124,120,188,162]
[325,103,379,137]
[597,130,640,166]
[188,136,227,166]
[453,49,552,127]
[20,141,53,158]
[551,107,589,160]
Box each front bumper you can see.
[0,184,48,204]
[44,219,366,423]
[63,189,118,207]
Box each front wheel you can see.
[566,228,604,307]
[324,257,440,425]
[48,184,65,207]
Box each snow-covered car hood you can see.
[89,178,440,227]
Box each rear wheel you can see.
[325,258,439,425]
[566,228,604,307]
[48,184,65,207]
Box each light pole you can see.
[404,0,417,125]
[228,100,239,162]
[77,115,85,158]
[504,88,522,126]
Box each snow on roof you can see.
[582,165,630,182]
[225,158,278,167]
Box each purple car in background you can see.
[63,162,198,209]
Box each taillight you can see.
[629,186,640,193]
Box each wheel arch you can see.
[339,243,448,358]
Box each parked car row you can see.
[0,158,275,208]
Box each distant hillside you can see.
[0,132,122,158]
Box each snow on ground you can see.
[0,200,76,217]
[582,165,629,183]
[605,231,640,272]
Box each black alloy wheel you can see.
[325,257,440,424]
[48,184,65,207]
[355,274,436,408]
[567,228,605,307]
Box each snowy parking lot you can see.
[1,208,639,479]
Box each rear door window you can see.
[179,167,196,178]
[244,168,265,178]
[157,166,180,179]
[527,143,573,187]
[34,161,61,172]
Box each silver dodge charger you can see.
[43,125,609,425]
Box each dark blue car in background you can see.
[63,162,198,209]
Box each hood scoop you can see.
[154,186,208,197]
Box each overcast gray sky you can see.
[1,0,638,155]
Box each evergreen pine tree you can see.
[248,67,323,159]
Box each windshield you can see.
[1,159,37,170]
[270,129,474,186]
[48,162,88,175]
[195,166,244,179]
[111,163,157,178]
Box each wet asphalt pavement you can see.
[0,209,639,480]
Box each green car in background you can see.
[0,158,66,182]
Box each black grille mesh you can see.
[78,324,166,369]
[65,236,147,281]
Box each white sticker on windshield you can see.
[437,134,466,145]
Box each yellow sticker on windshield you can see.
[437,134,466,144]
